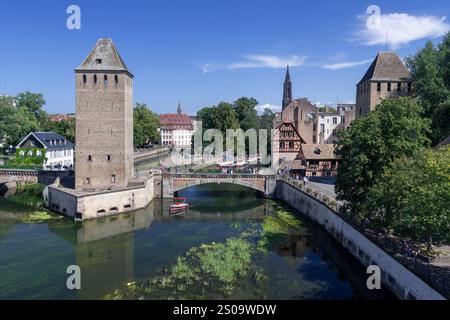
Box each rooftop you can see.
[358,52,411,85]
[75,38,132,75]
[17,132,74,151]
[300,144,337,160]
[160,113,194,131]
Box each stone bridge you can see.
[0,169,71,189]
[156,173,277,198]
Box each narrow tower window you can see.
[104,75,108,86]
[94,74,97,84]
[88,155,92,161]
[83,74,87,83]
[107,155,111,161]
[377,82,381,92]
[114,75,119,84]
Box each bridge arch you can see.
[161,173,276,199]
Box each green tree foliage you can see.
[406,33,450,144]
[336,97,431,223]
[259,108,276,153]
[232,97,260,131]
[15,91,48,124]
[372,146,450,249]
[44,118,76,143]
[0,96,39,148]
[197,102,240,132]
[133,103,160,147]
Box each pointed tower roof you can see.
[75,38,133,76]
[358,52,410,85]
[285,65,291,82]
[177,101,182,114]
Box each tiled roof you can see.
[358,52,411,85]
[300,144,336,160]
[75,38,131,75]
[17,132,74,151]
[160,114,194,131]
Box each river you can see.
[0,183,394,300]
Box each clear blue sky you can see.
[0,0,449,115]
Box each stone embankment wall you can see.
[45,175,154,220]
[276,180,445,300]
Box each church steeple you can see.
[177,101,182,114]
[282,65,292,110]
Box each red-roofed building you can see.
[159,102,195,147]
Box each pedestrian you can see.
[303,176,308,186]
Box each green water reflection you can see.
[0,184,394,300]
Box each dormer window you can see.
[95,59,103,64]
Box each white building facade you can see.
[308,112,344,144]
[16,132,74,170]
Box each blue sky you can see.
[0,0,449,115]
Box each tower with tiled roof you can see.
[75,38,134,190]
[356,52,412,117]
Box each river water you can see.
[0,184,394,300]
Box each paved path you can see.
[308,181,337,199]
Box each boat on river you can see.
[170,197,189,215]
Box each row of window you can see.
[82,74,119,86]
[280,142,295,149]
[84,175,116,184]
[358,82,412,94]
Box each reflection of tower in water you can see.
[74,202,155,299]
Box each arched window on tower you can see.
[83,74,87,83]
[114,75,119,84]
[104,75,108,87]
[94,74,97,84]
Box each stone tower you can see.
[282,65,292,110]
[356,52,412,117]
[75,38,134,190]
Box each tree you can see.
[374,146,450,250]
[336,97,431,224]
[15,91,47,124]
[133,103,160,147]
[0,96,39,148]
[233,97,260,132]
[406,33,450,144]
[44,118,76,143]
[259,108,275,154]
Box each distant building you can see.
[273,66,316,142]
[297,144,338,177]
[50,113,75,122]
[308,111,344,144]
[337,103,355,114]
[159,102,194,148]
[356,52,412,117]
[16,132,74,170]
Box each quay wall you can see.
[275,180,445,300]
[45,175,154,220]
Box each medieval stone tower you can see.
[75,38,134,190]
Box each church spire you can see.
[282,65,292,110]
[177,101,182,114]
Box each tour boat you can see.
[170,197,189,214]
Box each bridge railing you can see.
[167,173,273,179]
